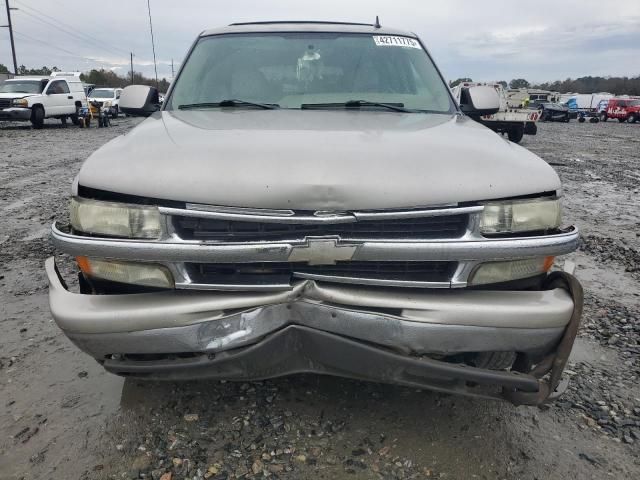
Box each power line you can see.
[13,0,129,58]
[14,0,129,55]
[13,7,127,60]
[13,29,104,64]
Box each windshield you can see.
[89,89,115,98]
[0,80,46,94]
[167,33,454,113]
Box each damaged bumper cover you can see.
[46,257,582,405]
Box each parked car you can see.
[47,21,582,406]
[87,87,123,118]
[0,72,87,128]
[603,98,640,123]
[538,102,570,122]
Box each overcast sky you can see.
[2,0,639,83]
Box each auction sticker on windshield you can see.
[373,36,421,49]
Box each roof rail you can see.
[229,20,375,27]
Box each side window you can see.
[47,80,70,94]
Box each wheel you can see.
[60,116,67,126]
[618,118,626,123]
[507,125,524,143]
[524,122,537,135]
[70,106,80,125]
[600,113,608,122]
[590,116,599,123]
[564,115,570,123]
[469,351,517,370]
[629,114,637,123]
[578,116,585,123]
[30,106,45,129]
[111,105,118,119]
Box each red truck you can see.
[603,98,640,123]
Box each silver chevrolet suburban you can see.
[47,21,582,405]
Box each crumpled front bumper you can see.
[0,107,31,121]
[46,257,583,405]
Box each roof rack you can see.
[229,20,376,27]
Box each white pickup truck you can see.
[452,82,539,143]
[0,72,87,128]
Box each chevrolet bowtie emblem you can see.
[288,238,359,265]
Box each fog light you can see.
[469,257,554,285]
[77,256,174,288]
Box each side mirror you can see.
[459,86,500,117]
[119,85,160,117]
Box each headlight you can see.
[469,257,554,285]
[77,256,174,288]
[12,98,28,107]
[480,197,561,234]
[70,197,162,238]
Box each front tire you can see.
[629,114,637,123]
[600,113,608,122]
[30,106,45,129]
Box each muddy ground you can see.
[0,116,639,480]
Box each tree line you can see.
[0,63,171,93]
[451,76,640,95]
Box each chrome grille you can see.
[186,261,458,288]
[0,99,12,109]
[174,214,469,242]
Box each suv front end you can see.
[46,22,583,405]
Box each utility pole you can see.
[3,0,18,75]
[130,52,134,84]
[146,0,159,88]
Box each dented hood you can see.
[78,110,560,210]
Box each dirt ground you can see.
[1,116,639,480]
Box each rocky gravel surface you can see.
[1,117,639,480]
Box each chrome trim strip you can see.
[353,205,483,220]
[175,281,293,292]
[185,203,296,217]
[51,222,580,263]
[160,206,356,224]
[159,205,481,224]
[292,272,452,288]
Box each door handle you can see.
[68,96,73,99]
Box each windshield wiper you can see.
[301,100,413,113]
[178,99,279,110]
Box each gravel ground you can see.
[1,117,639,480]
